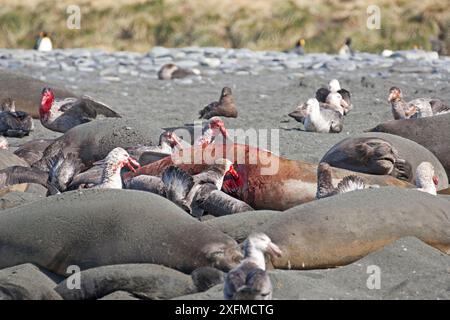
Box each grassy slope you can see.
[0,0,448,53]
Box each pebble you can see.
[77,67,95,72]
[201,57,221,68]
[138,64,157,72]
[176,60,200,68]
[174,78,193,85]
[0,48,446,79]
[101,77,120,82]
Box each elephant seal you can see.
[190,267,225,292]
[321,132,448,190]
[370,113,450,179]
[0,70,76,118]
[32,118,161,171]
[261,187,450,270]
[205,210,280,242]
[55,264,195,300]
[0,189,242,275]
[124,144,412,210]
[0,263,62,300]
[0,150,30,195]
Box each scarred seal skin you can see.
[124,143,412,211]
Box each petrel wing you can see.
[125,175,166,196]
[199,101,220,119]
[162,166,194,211]
[234,269,272,300]
[315,87,330,103]
[0,166,59,195]
[199,189,253,217]
[63,96,121,120]
[336,175,365,194]
[224,268,246,300]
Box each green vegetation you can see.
[0,0,448,53]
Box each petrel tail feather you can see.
[336,175,365,194]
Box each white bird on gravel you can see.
[303,98,343,133]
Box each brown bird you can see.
[157,63,200,80]
[199,87,237,119]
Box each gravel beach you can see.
[1,47,449,164]
[0,47,449,300]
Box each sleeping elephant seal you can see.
[55,264,195,300]
[32,118,161,171]
[0,69,76,118]
[124,144,413,210]
[261,187,450,270]
[321,132,448,190]
[370,113,450,179]
[0,189,242,275]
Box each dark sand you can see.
[5,60,450,169]
[0,50,449,300]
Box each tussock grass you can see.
[0,0,448,53]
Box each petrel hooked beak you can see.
[387,92,395,102]
[433,175,439,186]
[340,98,349,109]
[227,164,239,179]
[126,156,141,172]
[266,242,282,258]
[219,125,229,139]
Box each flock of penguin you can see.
[0,64,449,299]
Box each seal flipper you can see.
[391,159,412,181]
[316,162,338,199]
[162,166,194,212]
